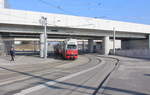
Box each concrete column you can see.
[148,34,150,49]
[82,40,85,53]
[2,38,14,55]
[0,35,5,55]
[103,36,110,55]
[40,33,44,58]
[0,0,4,8]
[0,0,7,8]
[88,39,94,53]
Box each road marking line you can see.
[14,60,105,95]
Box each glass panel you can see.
[67,45,77,49]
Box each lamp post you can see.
[40,16,47,59]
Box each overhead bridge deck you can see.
[0,8,150,55]
[0,8,150,38]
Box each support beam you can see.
[40,33,44,58]
[82,40,85,53]
[88,39,94,53]
[113,27,116,55]
[0,0,4,8]
[0,35,5,55]
[3,38,14,55]
[103,36,110,55]
[148,34,150,49]
[0,0,7,8]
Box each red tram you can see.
[54,39,78,60]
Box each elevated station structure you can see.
[0,0,150,55]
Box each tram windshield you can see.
[67,45,77,49]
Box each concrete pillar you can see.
[82,40,85,53]
[40,33,44,58]
[2,38,14,55]
[0,0,4,8]
[148,34,150,49]
[0,0,7,8]
[0,35,5,55]
[103,36,110,55]
[88,39,94,53]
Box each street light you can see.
[40,16,47,59]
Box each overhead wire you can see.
[36,0,97,27]
[37,0,72,14]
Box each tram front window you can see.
[67,45,77,49]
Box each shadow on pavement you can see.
[0,66,149,95]
[102,86,149,95]
[0,66,96,95]
[144,74,150,76]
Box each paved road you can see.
[0,54,117,95]
[98,56,150,95]
[1,55,150,95]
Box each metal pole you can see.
[113,27,116,55]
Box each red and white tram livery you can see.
[54,39,78,60]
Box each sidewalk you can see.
[0,55,57,66]
[99,56,150,95]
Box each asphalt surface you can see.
[98,56,150,95]
[0,55,149,95]
[14,55,117,95]
[0,54,117,95]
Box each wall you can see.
[122,39,148,49]
[115,49,150,59]
[112,39,150,59]
[109,39,121,49]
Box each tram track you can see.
[0,55,91,75]
[0,55,92,86]
[63,55,120,95]
[92,55,120,95]
[0,55,95,95]
[0,54,120,95]
[13,54,103,95]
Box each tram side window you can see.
[67,45,77,49]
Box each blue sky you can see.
[8,0,150,25]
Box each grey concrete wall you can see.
[122,39,148,49]
[115,49,150,59]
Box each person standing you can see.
[10,47,15,61]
